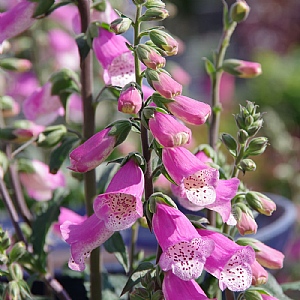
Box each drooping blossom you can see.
[197,229,255,292]
[53,207,87,236]
[149,111,191,147]
[162,147,219,207]
[22,82,64,126]
[93,160,144,231]
[251,260,268,286]
[118,83,143,114]
[162,271,213,300]
[19,160,66,201]
[222,59,262,78]
[0,0,37,44]
[153,203,214,281]
[246,192,276,216]
[61,214,114,271]
[149,29,178,56]
[136,44,166,70]
[166,95,211,125]
[233,203,258,235]
[68,121,131,173]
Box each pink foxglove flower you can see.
[93,28,135,87]
[93,160,144,231]
[118,83,143,114]
[53,207,86,237]
[0,0,37,44]
[233,203,258,235]
[153,203,214,281]
[136,44,166,70]
[222,59,262,78]
[145,69,182,99]
[197,229,255,292]
[149,111,191,147]
[251,260,268,286]
[162,147,219,207]
[19,160,66,201]
[162,271,213,300]
[166,95,211,125]
[23,82,64,126]
[61,214,114,271]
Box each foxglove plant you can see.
[0,1,293,300]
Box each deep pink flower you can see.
[197,229,255,292]
[162,271,213,300]
[61,214,114,271]
[149,111,191,147]
[251,260,268,286]
[118,84,143,114]
[22,82,64,126]
[162,147,218,207]
[0,0,37,44]
[93,160,144,231]
[166,95,211,125]
[19,160,66,201]
[53,207,87,236]
[68,128,116,173]
[153,203,214,281]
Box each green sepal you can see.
[148,191,177,214]
[76,33,91,61]
[37,125,67,148]
[106,119,132,147]
[203,57,216,76]
[32,0,54,18]
[9,242,26,263]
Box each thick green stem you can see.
[232,144,245,178]
[77,1,100,300]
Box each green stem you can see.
[129,222,139,274]
[232,144,245,178]
[77,1,100,300]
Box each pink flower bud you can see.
[222,59,262,78]
[149,29,178,56]
[261,295,279,300]
[110,17,132,35]
[149,111,191,147]
[118,83,143,114]
[0,58,32,72]
[246,192,276,216]
[136,44,166,70]
[145,69,182,99]
[251,260,268,286]
[233,203,258,235]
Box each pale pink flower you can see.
[251,260,268,286]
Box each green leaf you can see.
[76,34,91,60]
[104,232,129,273]
[281,281,300,292]
[121,262,154,296]
[203,57,216,75]
[31,191,66,259]
[32,0,54,18]
[49,136,80,174]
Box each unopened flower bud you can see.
[221,133,237,152]
[149,29,178,56]
[247,119,264,136]
[230,0,250,23]
[238,129,249,144]
[9,263,23,281]
[139,7,169,21]
[118,83,143,114]
[145,0,166,8]
[145,69,182,99]
[246,192,276,216]
[245,115,254,127]
[9,242,26,263]
[0,58,32,72]
[233,203,257,235]
[110,17,132,34]
[0,95,20,118]
[222,59,262,78]
[37,125,67,148]
[240,159,256,172]
[136,44,166,70]
[7,280,20,299]
[145,40,168,56]
[245,137,268,156]
[243,290,263,300]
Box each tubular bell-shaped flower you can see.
[166,95,211,125]
[153,203,214,281]
[162,147,219,207]
[197,229,255,292]
[149,111,191,147]
[60,214,114,271]
[93,159,144,231]
[118,83,143,114]
[251,259,268,286]
[162,271,213,300]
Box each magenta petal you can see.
[197,229,255,292]
[153,204,214,281]
[61,214,113,271]
[0,1,37,44]
[68,127,116,173]
[93,160,144,231]
[162,271,213,300]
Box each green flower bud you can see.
[36,125,67,148]
[240,159,256,172]
[245,115,254,127]
[0,58,32,72]
[230,0,250,23]
[238,129,249,144]
[0,253,8,265]
[145,0,166,8]
[9,242,26,262]
[7,280,20,299]
[221,133,237,151]
[9,263,23,281]
[110,17,132,34]
[0,229,11,250]
[245,137,268,156]
[139,7,169,22]
[0,95,19,118]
